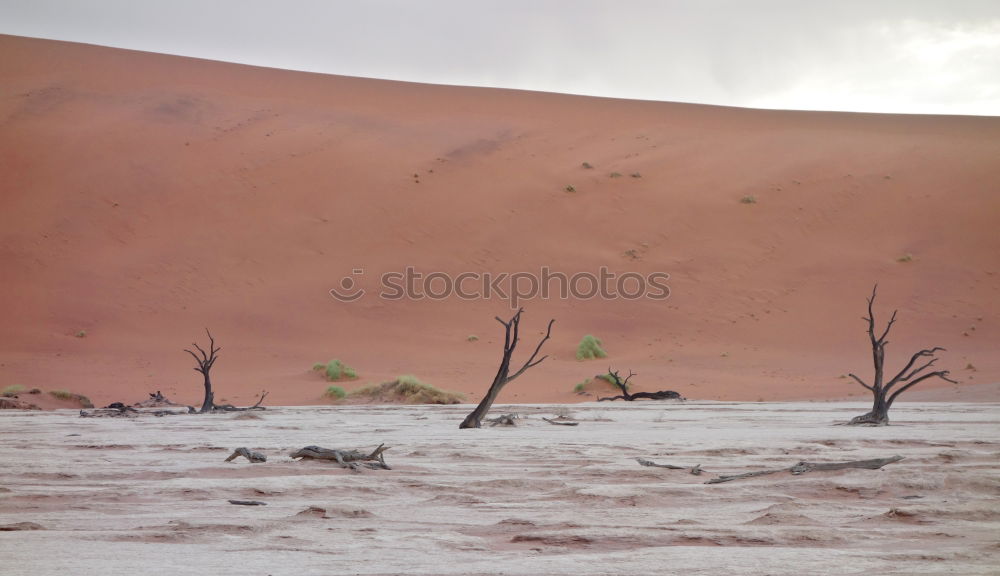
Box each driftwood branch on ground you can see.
[290,444,390,470]
[542,417,579,426]
[213,390,269,412]
[637,455,904,483]
[225,447,267,463]
[705,456,904,484]
[637,457,701,474]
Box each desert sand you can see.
[1,35,997,408]
[1,402,998,575]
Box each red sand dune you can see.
[1,35,998,408]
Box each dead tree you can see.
[184,329,221,413]
[597,368,683,401]
[847,285,956,425]
[459,309,554,429]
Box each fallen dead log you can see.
[290,444,390,470]
[636,458,685,470]
[542,417,579,426]
[212,390,269,412]
[637,457,702,474]
[486,413,519,426]
[596,369,684,402]
[225,447,267,463]
[704,456,904,484]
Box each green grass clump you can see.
[609,172,623,178]
[466,335,479,342]
[573,380,589,394]
[740,195,757,204]
[318,359,357,381]
[324,385,347,400]
[595,372,626,391]
[897,253,913,263]
[2,385,25,397]
[351,375,464,405]
[576,335,607,360]
[564,184,576,193]
[582,162,594,169]
[49,389,73,400]
[312,363,326,371]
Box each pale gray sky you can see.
[2,0,998,115]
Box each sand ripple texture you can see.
[1,402,998,575]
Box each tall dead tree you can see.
[185,329,221,413]
[598,368,683,401]
[460,309,554,429]
[847,285,956,425]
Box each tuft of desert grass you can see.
[316,359,357,381]
[324,385,347,400]
[576,335,607,360]
[1,385,25,398]
[351,375,463,405]
[48,389,93,407]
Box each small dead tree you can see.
[847,285,956,425]
[184,329,221,413]
[597,368,683,401]
[460,309,554,429]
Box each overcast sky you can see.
[2,1,998,116]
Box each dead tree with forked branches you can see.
[460,309,554,429]
[846,285,956,425]
[185,329,222,413]
[597,368,683,401]
[183,330,268,413]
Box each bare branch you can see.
[507,318,555,382]
[847,373,874,392]
[887,370,958,407]
[878,309,898,344]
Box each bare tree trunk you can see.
[200,371,214,413]
[184,329,221,414]
[847,285,955,425]
[460,309,554,429]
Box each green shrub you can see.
[630,172,642,178]
[576,335,607,360]
[324,385,347,400]
[610,172,623,178]
[312,363,326,371]
[320,359,357,381]
[897,253,913,263]
[740,195,757,204]
[573,380,588,394]
[582,162,594,169]
[75,330,87,338]
[596,372,626,390]
[466,335,479,342]
[1,385,25,397]
[564,184,576,193]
